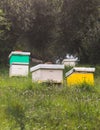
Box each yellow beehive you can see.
[65,67,95,86]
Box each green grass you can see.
[0,66,100,130]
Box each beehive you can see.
[65,67,95,86]
[9,51,30,77]
[62,58,78,67]
[30,64,64,83]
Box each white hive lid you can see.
[65,67,95,77]
[11,62,29,65]
[62,58,78,62]
[73,67,95,72]
[9,51,30,58]
[30,64,64,72]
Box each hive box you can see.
[62,58,78,67]
[65,67,95,86]
[9,51,30,77]
[30,64,64,83]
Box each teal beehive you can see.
[9,51,30,77]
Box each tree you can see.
[0,0,56,62]
[0,0,100,64]
[59,0,100,63]
[0,9,10,40]
[28,0,56,61]
[0,9,11,65]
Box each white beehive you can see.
[30,64,64,83]
[62,58,78,67]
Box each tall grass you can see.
[0,66,100,130]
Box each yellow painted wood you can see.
[66,72,94,86]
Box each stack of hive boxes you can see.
[9,51,30,77]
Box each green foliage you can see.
[94,65,100,77]
[0,9,11,64]
[6,102,26,130]
[0,66,100,129]
[0,9,11,40]
[0,0,100,64]
[59,0,100,63]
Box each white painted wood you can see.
[30,64,64,72]
[62,59,78,66]
[9,64,29,77]
[73,67,95,72]
[30,64,64,83]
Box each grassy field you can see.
[0,65,100,130]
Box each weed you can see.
[0,65,100,130]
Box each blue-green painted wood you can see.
[9,55,30,65]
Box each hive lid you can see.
[30,64,64,72]
[65,67,95,77]
[10,62,29,65]
[9,51,30,58]
[62,58,78,62]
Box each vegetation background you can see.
[0,65,100,130]
[0,0,100,64]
